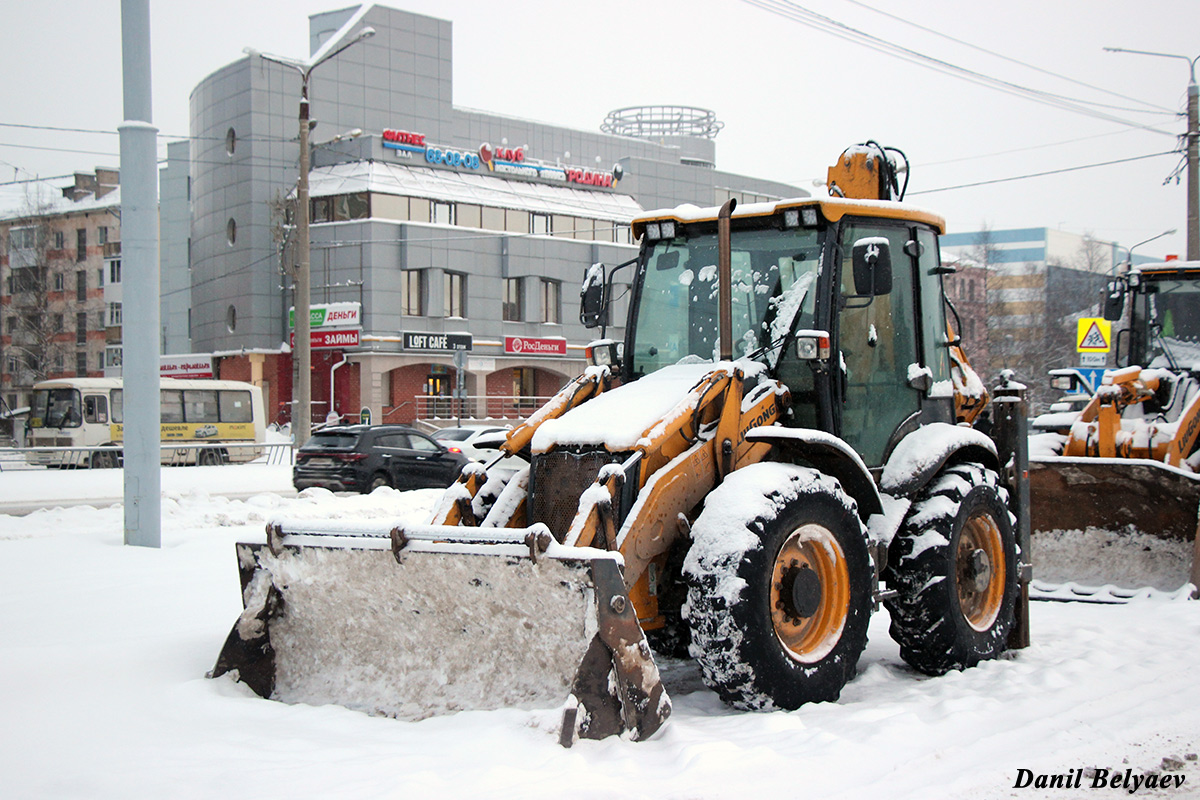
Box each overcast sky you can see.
[3,0,1199,258]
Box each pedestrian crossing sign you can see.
[1076,317,1111,352]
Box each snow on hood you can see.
[530,363,719,453]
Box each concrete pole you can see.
[295,85,313,448]
[119,0,161,547]
[1187,73,1198,261]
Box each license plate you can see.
[307,458,335,467]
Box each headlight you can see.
[659,220,676,239]
[644,222,662,241]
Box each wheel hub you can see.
[965,548,992,593]
[770,524,850,664]
[777,561,823,621]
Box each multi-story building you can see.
[940,227,1119,404]
[174,3,808,427]
[0,169,119,413]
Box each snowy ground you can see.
[2,468,1199,799]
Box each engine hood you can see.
[530,363,720,454]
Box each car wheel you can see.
[368,472,392,492]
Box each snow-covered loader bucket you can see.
[209,521,670,745]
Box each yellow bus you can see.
[26,377,266,468]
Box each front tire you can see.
[683,463,873,710]
[884,462,1018,676]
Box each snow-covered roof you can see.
[1134,259,1200,274]
[307,160,643,223]
[0,179,120,223]
[633,193,945,234]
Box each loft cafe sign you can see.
[382,128,619,188]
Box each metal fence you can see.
[0,441,294,472]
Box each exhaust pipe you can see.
[718,198,736,361]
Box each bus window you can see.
[31,388,83,429]
[219,390,253,422]
[161,390,184,423]
[184,390,220,422]
[84,395,109,424]
[111,390,123,423]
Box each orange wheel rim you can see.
[770,524,850,663]
[957,511,1006,631]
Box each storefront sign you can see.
[383,129,426,147]
[425,147,481,170]
[479,142,525,166]
[565,168,615,188]
[403,331,473,352]
[290,329,361,349]
[160,355,215,379]
[505,335,567,356]
[289,302,361,330]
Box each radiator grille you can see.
[529,449,631,541]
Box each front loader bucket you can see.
[209,521,670,744]
[1029,456,1200,593]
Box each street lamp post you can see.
[1122,227,1177,272]
[1105,47,1200,261]
[245,26,375,450]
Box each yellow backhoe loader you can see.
[211,143,1031,744]
[1030,260,1200,595]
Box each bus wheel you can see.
[90,451,118,469]
[198,448,225,467]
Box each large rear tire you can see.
[884,461,1018,676]
[683,463,872,710]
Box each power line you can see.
[837,0,1177,116]
[909,150,1177,194]
[740,0,1179,137]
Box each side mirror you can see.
[852,237,893,296]
[580,263,607,329]
[1103,279,1126,321]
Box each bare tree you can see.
[2,198,77,394]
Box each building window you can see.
[512,367,535,401]
[10,226,36,251]
[97,268,104,288]
[503,278,524,322]
[76,228,87,261]
[401,270,425,316]
[53,272,64,292]
[432,201,454,225]
[76,352,88,377]
[76,271,87,302]
[108,303,123,327]
[109,259,121,284]
[530,213,550,235]
[53,314,63,331]
[444,272,466,318]
[98,226,109,245]
[54,231,64,250]
[540,279,561,324]
[76,312,88,345]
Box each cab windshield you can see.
[629,227,824,377]
[30,388,82,429]
[1135,274,1200,368]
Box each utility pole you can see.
[120,0,161,547]
[1105,48,1200,260]
[245,25,375,450]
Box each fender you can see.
[879,422,999,498]
[744,426,882,521]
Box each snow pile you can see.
[1033,526,1194,591]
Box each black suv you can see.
[293,424,470,493]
